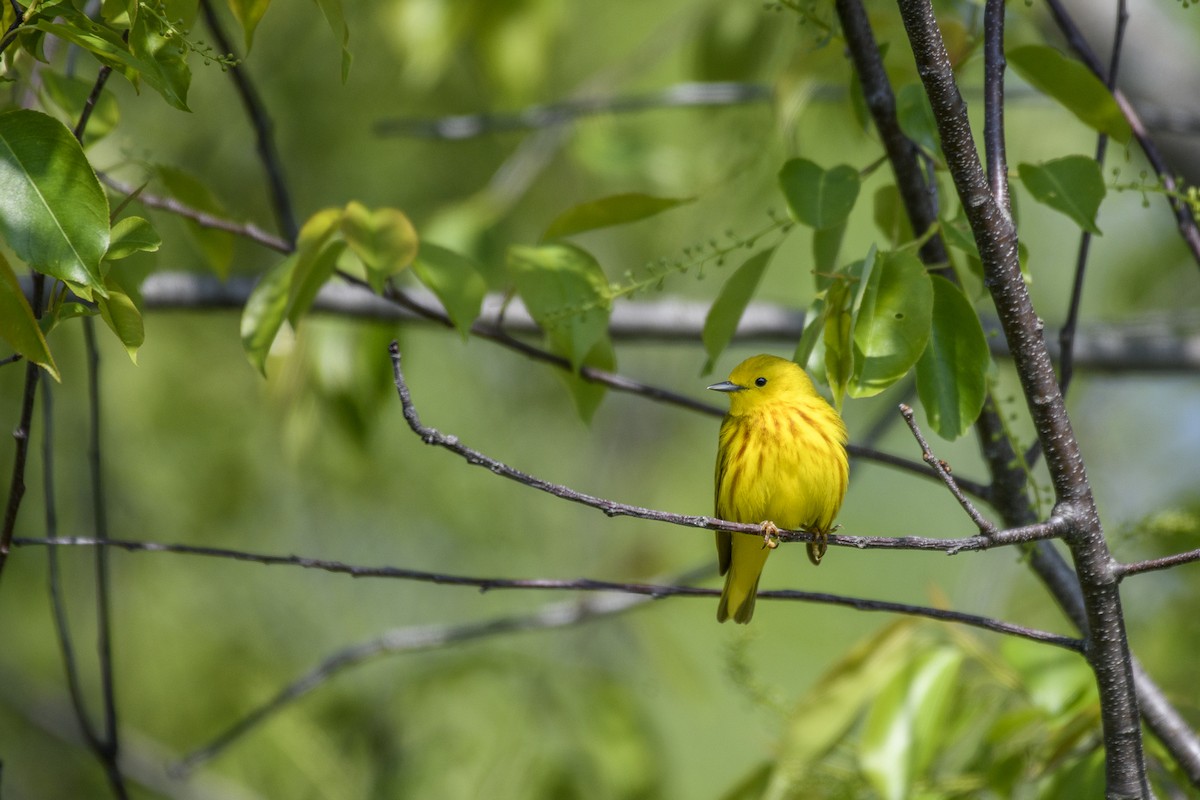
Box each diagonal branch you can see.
[199,0,297,241]
[166,559,1079,773]
[1043,0,1200,268]
[390,342,1057,555]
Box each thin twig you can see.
[1116,548,1200,580]
[899,403,998,536]
[71,64,114,141]
[1043,0,1200,268]
[390,342,1058,553]
[1057,0,1129,401]
[172,576,697,774]
[375,82,772,139]
[1,353,23,367]
[0,274,44,583]
[97,174,292,254]
[42,383,104,751]
[199,0,297,241]
[169,562,1079,773]
[82,317,126,800]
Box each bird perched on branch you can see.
[708,354,849,624]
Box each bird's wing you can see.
[715,418,735,576]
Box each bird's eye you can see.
[755,377,767,387]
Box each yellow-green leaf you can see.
[542,193,693,241]
[779,158,861,231]
[1007,45,1130,144]
[701,246,776,374]
[96,278,144,363]
[106,216,161,260]
[508,243,610,371]
[915,276,990,439]
[0,254,59,380]
[340,202,417,292]
[1017,156,1106,235]
[849,249,933,398]
[412,243,487,340]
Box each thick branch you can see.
[896,1,1147,794]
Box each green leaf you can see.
[0,253,59,380]
[412,243,487,340]
[241,254,295,375]
[96,278,144,362]
[41,302,96,336]
[226,0,272,51]
[287,240,345,326]
[763,621,918,800]
[32,9,191,111]
[106,216,161,260]
[155,166,234,277]
[1007,45,1131,145]
[241,208,343,374]
[895,83,939,155]
[557,337,615,423]
[859,647,964,800]
[779,158,861,231]
[340,202,418,292]
[37,72,120,145]
[507,243,611,371]
[1017,156,1106,235]
[874,185,914,246]
[312,0,352,82]
[129,12,192,111]
[793,294,826,374]
[701,246,776,374]
[848,249,933,398]
[812,223,846,292]
[916,276,990,440]
[541,193,693,241]
[823,275,854,409]
[0,109,110,296]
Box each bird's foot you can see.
[806,530,828,566]
[758,521,781,550]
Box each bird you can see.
[708,354,849,624]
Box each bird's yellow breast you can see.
[715,399,848,533]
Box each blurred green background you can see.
[2,0,1200,797]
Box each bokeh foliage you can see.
[1,0,1199,797]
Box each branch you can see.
[172,578,694,774]
[982,0,1009,214]
[833,0,948,268]
[374,81,772,139]
[1116,548,1200,580]
[1057,0,1128,401]
[896,1,1148,794]
[98,175,292,254]
[390,341,1055,555]
[899,404,997,535]
[155,556,1078,773]
[1043,0,1200,267]
[198,0,297,241]
[0,276,43,583]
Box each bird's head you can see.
[707,354,820,414]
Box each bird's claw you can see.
[759,521,781,550]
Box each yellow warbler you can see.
[708,354,849,624]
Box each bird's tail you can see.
[717,570,762,624]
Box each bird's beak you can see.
[707,381,743,393]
